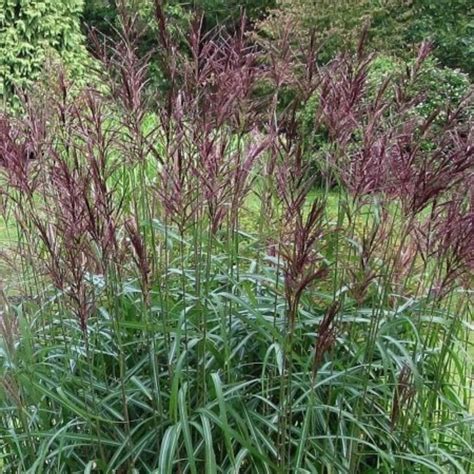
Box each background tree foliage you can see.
[405,0,473,76]
[83,0,275,32]
[0,0,88,104]
[81,0,275,96]
[259,0,474,76]
[1,0,472,106]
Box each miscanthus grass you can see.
[0,7,472,473]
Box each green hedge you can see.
[0,0,88,104]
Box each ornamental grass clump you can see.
[0,8,472,473]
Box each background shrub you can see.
[0,0,88,105]
[258,0,474,76]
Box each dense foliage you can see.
[259,0,474,75]
[404,0,473,76]
[83,0,275,49]
[0,0,88,105]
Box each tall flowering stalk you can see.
[431,189,474,294]
[1,73,127,331]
